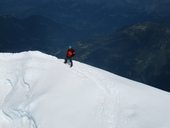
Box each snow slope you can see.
[0,51,170,128]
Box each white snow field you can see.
[0,51,170,128]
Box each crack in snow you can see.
[1,54,37,128]
[2,77,37,128]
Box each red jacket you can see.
[66,48,75,58]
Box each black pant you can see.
[64,57,73,67]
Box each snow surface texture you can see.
[0,51,170,128]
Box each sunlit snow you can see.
[0,51,170,128]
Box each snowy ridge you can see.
[0,51,170,128]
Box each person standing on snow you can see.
[64,46,75,67]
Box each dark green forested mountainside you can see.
[76,22,170,91]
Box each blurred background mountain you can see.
[75,22,170,91]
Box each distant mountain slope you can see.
[0,51,170,128]
[1,0,170,36]
[76,22,170,92]
[0,15,78,54]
